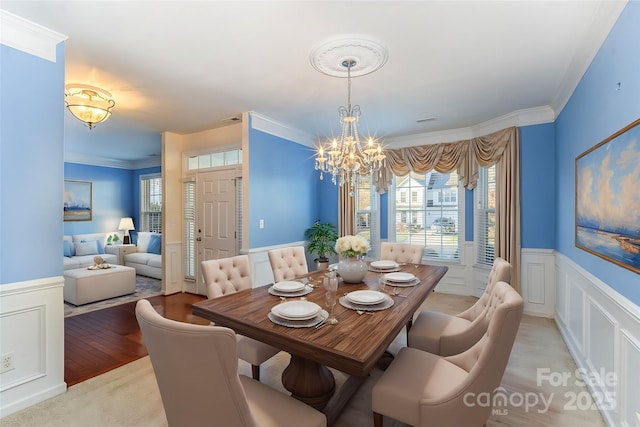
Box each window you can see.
[354,175,379,258]
[140,174,162,232]
[183,181,196,280]
[187,149,242,170]
[476,164,496,265]
[390,171,461,260]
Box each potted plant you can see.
[304,221,338,270]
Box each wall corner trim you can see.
[0,10,67,62]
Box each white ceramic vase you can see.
[336,256,367,283]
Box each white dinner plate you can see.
[271,301,321,320]
[346,290,386,305]
[384,272,416,283]
[370,260,400,269]
[272,280,306,292]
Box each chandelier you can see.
[64,84,115,129]
[310,37,388,191]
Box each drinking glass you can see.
[324,272,339,324]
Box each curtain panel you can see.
[371,126,521,293]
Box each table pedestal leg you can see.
[282,355,335,410]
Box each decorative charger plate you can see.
[382,278,421,287]
[370,260,400,269]
[346,290,386,305]
[268,310,328,328]
[339,295,394,312]
[271,301,321,320]
[268,285,313,297]
[273,280,306,292]
[384,272,416,282]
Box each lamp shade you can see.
[118,217,135,231]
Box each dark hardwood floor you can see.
[64,292,207,387]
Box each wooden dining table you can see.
[192,262,448,425]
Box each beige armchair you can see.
[408,257,512,356]
[372,281,523,427]
[136,299,326,427]
[267,246,308,282]
[201,255,280,381]
[380,242,424,264]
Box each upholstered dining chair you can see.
[135,299,326,427]
[201,255,280,381]
[407,257,512,356]
[372,281,523,427]
[267,246,309,282]
[380,242,424,264]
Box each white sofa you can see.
[63,232,119,270]
[123,231,162,279]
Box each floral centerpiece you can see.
[334,235,370,283]
[335,235,370,257]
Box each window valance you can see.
[373,126,517,192]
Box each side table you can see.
[105,244,137,265]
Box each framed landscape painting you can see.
[575,118,640,274]
[64,180,92,221]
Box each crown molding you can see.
[549,0,628,116]
[0,9,67,62]
[64,151,160,170]
[250,112,316,147]
[385,106,556,149]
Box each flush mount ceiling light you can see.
[64,84,115,130]
[310,36,388,192]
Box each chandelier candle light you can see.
[311,37,388,193]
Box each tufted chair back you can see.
[380,242,424,264]
[202,255,252,299]
[458,257,512,322]
[373,281,523,427]
[268,246,308,282]
[135,299,255,427]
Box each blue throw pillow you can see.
[147,234,161,255]
[63,240,72,257]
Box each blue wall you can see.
[63,163,161,239]
[556,1,640,305]
[248,128,318,248]
[521,123,556,249]
[64,163,134,235]
[1,43,65,283]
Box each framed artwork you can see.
[64,180,92,221]
[575,118,640,274]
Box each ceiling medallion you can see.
[310,36,388,194]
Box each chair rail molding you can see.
[555,252,640,427]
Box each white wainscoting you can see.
[164,241,182,295]
[0,276,66,418]
[555,253,640,427]
[521,248,556,317]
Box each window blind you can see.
[183,181,196,280]
[140,174,162,232]
[476,165,496,265]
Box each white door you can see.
[195,168,238,295]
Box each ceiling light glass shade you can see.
[314,59,385,191]
[64,84,115,129]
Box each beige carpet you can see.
[2,293,606,427]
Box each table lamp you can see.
[118,217,135,244]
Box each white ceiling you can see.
[1,1,628,163]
